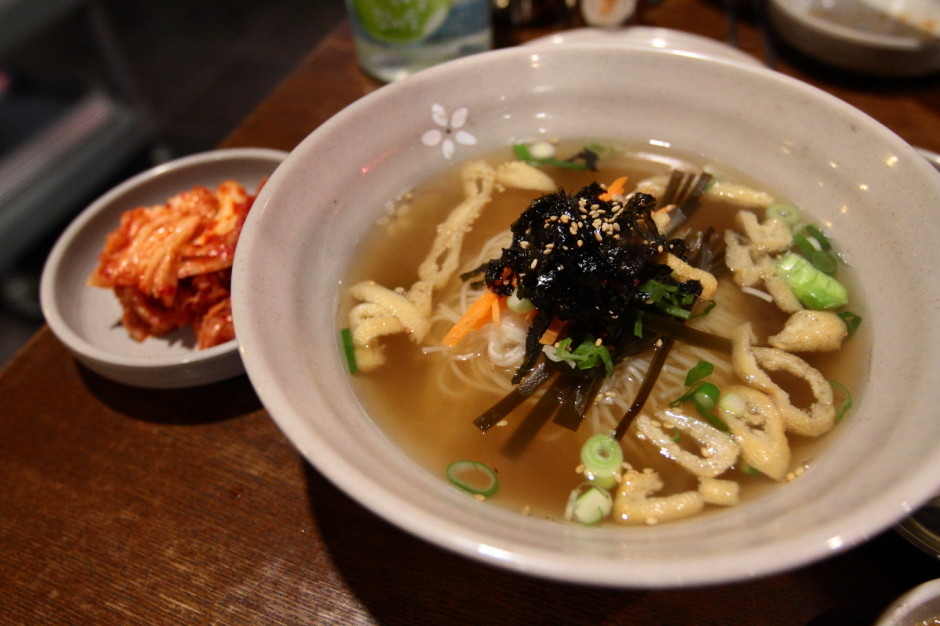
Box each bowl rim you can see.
[769,0,932,51]
[40,147,288,373]
[233,44,940,587]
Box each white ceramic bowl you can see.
[875,578,940,626]
[769,0,940,76]
[41,148,287,388]
[525,26,762,68]
[232,45,940,587]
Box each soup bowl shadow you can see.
[232,44,940,587]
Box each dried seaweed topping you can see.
[482,184,700,382]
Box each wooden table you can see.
[3,2,938,623]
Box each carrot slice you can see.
[598,175,628,202]
[539,317,566,345]
[442,290,500,348]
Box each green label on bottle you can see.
[351,0,453,44]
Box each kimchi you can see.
[88,180,260,349]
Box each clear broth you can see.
[340,144,870,523]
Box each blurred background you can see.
[0,0,345,365]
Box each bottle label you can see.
[351,0,454,44]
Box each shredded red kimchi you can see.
[88,180,260,349]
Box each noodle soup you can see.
[340,142,868,525]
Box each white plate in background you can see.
[769,0,940,76]
[525,26,763,68]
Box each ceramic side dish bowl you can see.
[232,45,940,587]
[525,26,762,68]
[40,148,287,388]
[769,0,940,76]
[875,578,940,626]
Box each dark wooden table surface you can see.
[3,2,938,623]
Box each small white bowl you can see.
[525,26,762,68]
[40,148,287,388]
[875,578,940,626]
[232,45,940,587]
[769,0,940,76]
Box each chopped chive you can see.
[581,434,623,489]
[685,360,714,386]
[672,380,729,432]
[792,232,817,257]
[693,384,719,409]
[690,299,717,319]
[744,464,762,476]
[340,328,358,374]
[511,143,593,170]
[633,311,644,338]
[767,203,801,226]
[803,224,832,251]
[810,250,838,275]
[830,380,853,421]
[446,460,499,497]
[565,483,613,525]
[512,143,533,161]
[556,337,615,377]
[837,311,862,335]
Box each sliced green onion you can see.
[743,464,762,476]
[718,390,747,416]
[511,143,593,170]
[692,382,719,411]
[506,288,534,314]
[838,311,862,336]
[512,143,533,162]
[692,383,730,432]
[767,203,801,226]
[340,328,358,374]
[803,224,832,251]
[793,233,837,274]
[792,232,817,257]
[565,483,613,525]
[684,360,714,387]
[775,252,848,310]
[639,278,695,319]
[633,311,644,338]
[830,380,853,421]
[556,337,615,377]
[581,433,623,489]
[446,460,499,498]
[689,299,717,319]
[809,250,838,275]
